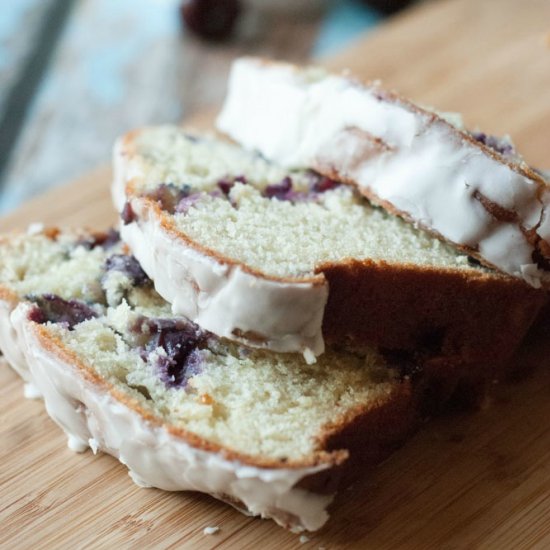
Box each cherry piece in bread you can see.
[180,0,242,41]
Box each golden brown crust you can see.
[148,186,547,365]
[299,379,415,494]
[0,286,18,307]
[319,258,547,365]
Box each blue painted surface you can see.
[1,185,25,213]
[47,0,181,106]
[0,0,185,214]
[0,0,43,70]
[313,0,382,57]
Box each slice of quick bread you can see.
[112,126,545,362]
[0,228,415,532]
[218,57,550,289]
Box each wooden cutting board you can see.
[2,0,550,548]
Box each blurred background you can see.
[0,0,418,214]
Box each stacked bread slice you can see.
[218,58,550,289]
[0,228,417,530]
[1,59,548,532]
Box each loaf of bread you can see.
[113,126,545,363]
[218,57,550,289]
[0,228,415,531]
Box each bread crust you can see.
[320,259,546,364]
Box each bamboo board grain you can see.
[2,0,550,548]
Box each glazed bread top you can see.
[217,57,550,288]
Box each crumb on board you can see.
[27,222,44,235]
[302,347,316,365]
[299,534,310,544]
[203,526,220,535]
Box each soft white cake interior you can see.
[0,232,397,461]
[130,127,477,278]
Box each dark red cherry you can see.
[180,0,242,41]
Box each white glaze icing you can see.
[112,139,328,359]
[0,299,35,386]
[217,58,550,288]
[1,301,333,531]
[24,382,42,399]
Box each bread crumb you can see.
[303,348,316,365]
[67,434,88,453]
[203,526,220,535]
[299,534,310,544]
[88,438,99,454]
[200,393,214,405]
[27,222,44,235]
[23,382,41,399]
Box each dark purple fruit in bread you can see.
[264,177,294,200]
[144,318,207,388]
[310,175,340,193]
[29,294,97,329]
[180,0,241,41]
[217,174,247,195]
[147,183,191,214]
[175,193,203,214]
[104,255,150,287]
[470,131,516,157]
[263,175,341,203]
[76,229,120,250]
[121,202,136,225]
[28,306,46,324]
